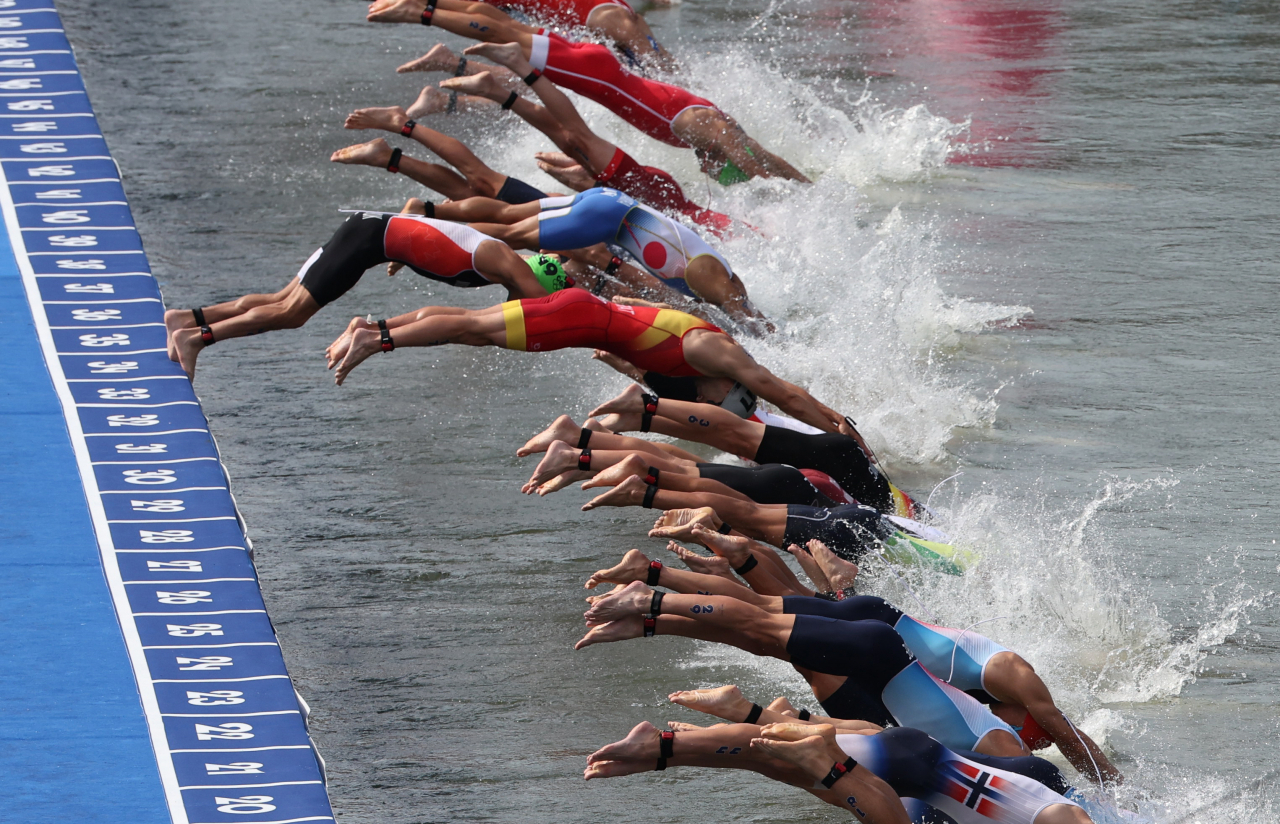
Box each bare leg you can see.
[331,302,508,385]
[583,477,789,546]
[516,415,704,462]
[163,282,296,360]
[693,524,811,596]
[754,726,909,823]
[582,583,794,658]
[584,721,811,786]
[584,548,778,610]
[396,42,521,90]
[458,43,616,173]
[591,384,766,458]
[171,280,319,380]
[331,138,473,201]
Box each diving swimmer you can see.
[325,289,855,436]
[365,1,809,182]
[164,208,562,379]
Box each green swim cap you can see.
[527,253,571,292]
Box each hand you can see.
[535,152,597,192]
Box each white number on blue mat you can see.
[157,590,211,604]
[107,415,158,427]
[133,499,185,511]
[51,234,98,247]
[37,188,81,199]
[150,559,203,572]
[0,77,41,87]
[13,121,57,132]
[56,259,107,269]
[21,142,67,154]
[64,283,114,293]
[187,690,245,706]
[89,361,138,373]
[195,723,253,741]
[123,469,175,483]
[166,623,222,636]
[142,530,195,544]
[215,796,275,814]
[41,208,88,222]
[178,656,233,671]
[118,443,168,454]
[204,763,264,775]
[98,387,150,399]
[79,333,129,346]
[71,308,120,320]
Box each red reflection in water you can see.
[860,0,1065,167]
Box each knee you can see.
[279,302,314,329]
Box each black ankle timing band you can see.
[191,307,206,327]
[649,590,664,616]
[420,2,436,25]
[640,393,658,432]
[797,708,811,721]
[378,319,394,352]
[578,447,592,471]
[646,560,662,586]
[501,90,518,110]
[733,555,758,576]
[386,147,402,173]
[743,703,763,724]
[642,483,658,509]
[576,428,592,449]
[656,730,674,770]
[400,118,417,136]
[821,757,858,789]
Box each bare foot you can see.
[330,138,395,170]
[664,541,733,578]
[366,0,429,25]
[172,326,204,380]
[522,440,584,492]
[333,326,383,386]
[668,685,754,723]
[584,548,651,589]
[536,151,597,191]
[439,71,502,98]
[582,474,649,511]
[164,308,193,362]
[343,106,409,133]
[531,471,585,496]
[589,382,648,418]
[326,316,376,369]
[462,41,528,72]
[584,580,654,625]
[584,721,660,779]
[580,453,647,490]
[809,539,859,592]
[574,614,645,650]
[406,85,452,119]
[396,43,460,73]
[785,543,831,591]
[517,414,580,457]
[689,524,753,568]
[648,507,720,543]
[758,721,840,751]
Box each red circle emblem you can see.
[643,241,668,270]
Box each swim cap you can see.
[527,254,571,292]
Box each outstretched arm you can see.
[684,334,843,433]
